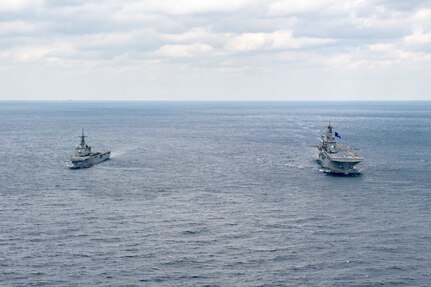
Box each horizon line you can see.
[1,99,431,102]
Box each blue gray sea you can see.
[0,101,430,286]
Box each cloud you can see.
[0,0,43,11]
[161,28,216,43]
[0,21,39,35]
[269,0,343,16]
[120,0,251,16]
[156,43,214,58]
[0,43,75,62]
[1,0,429,69]
[1,0,431,100]
[404,30,431,45]
[403,30,431,53]
[225,30,333,52]
[414,8,431,21]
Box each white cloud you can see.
[268,0,368,16]
[156,43,214,58]
[161,28,216,44]
[1,0,427,70]
[226,30,333,52]
[78,31,138,49]
[269,0,328,16]
[414,8,431,22]
[0,43,76,62]
[120,0,251,16]
[368,43,395,52]
[0,21,39,35]
[1,0,431,99]
[0,0,43,11]
[404,30,431,46]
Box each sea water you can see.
[0,101,430,286]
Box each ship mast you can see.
[80,128,87,147]
[326,122,334,141]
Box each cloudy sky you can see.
[1,0,430,100]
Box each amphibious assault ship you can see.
[68,129,110,169]
[313,123,363,174]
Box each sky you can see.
[1,0,431,101]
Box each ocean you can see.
[0,101,430,286]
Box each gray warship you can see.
[313,123,363,174]
[68,129,110,169]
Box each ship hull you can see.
[318,152,361,175]
[69,151,110,169]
